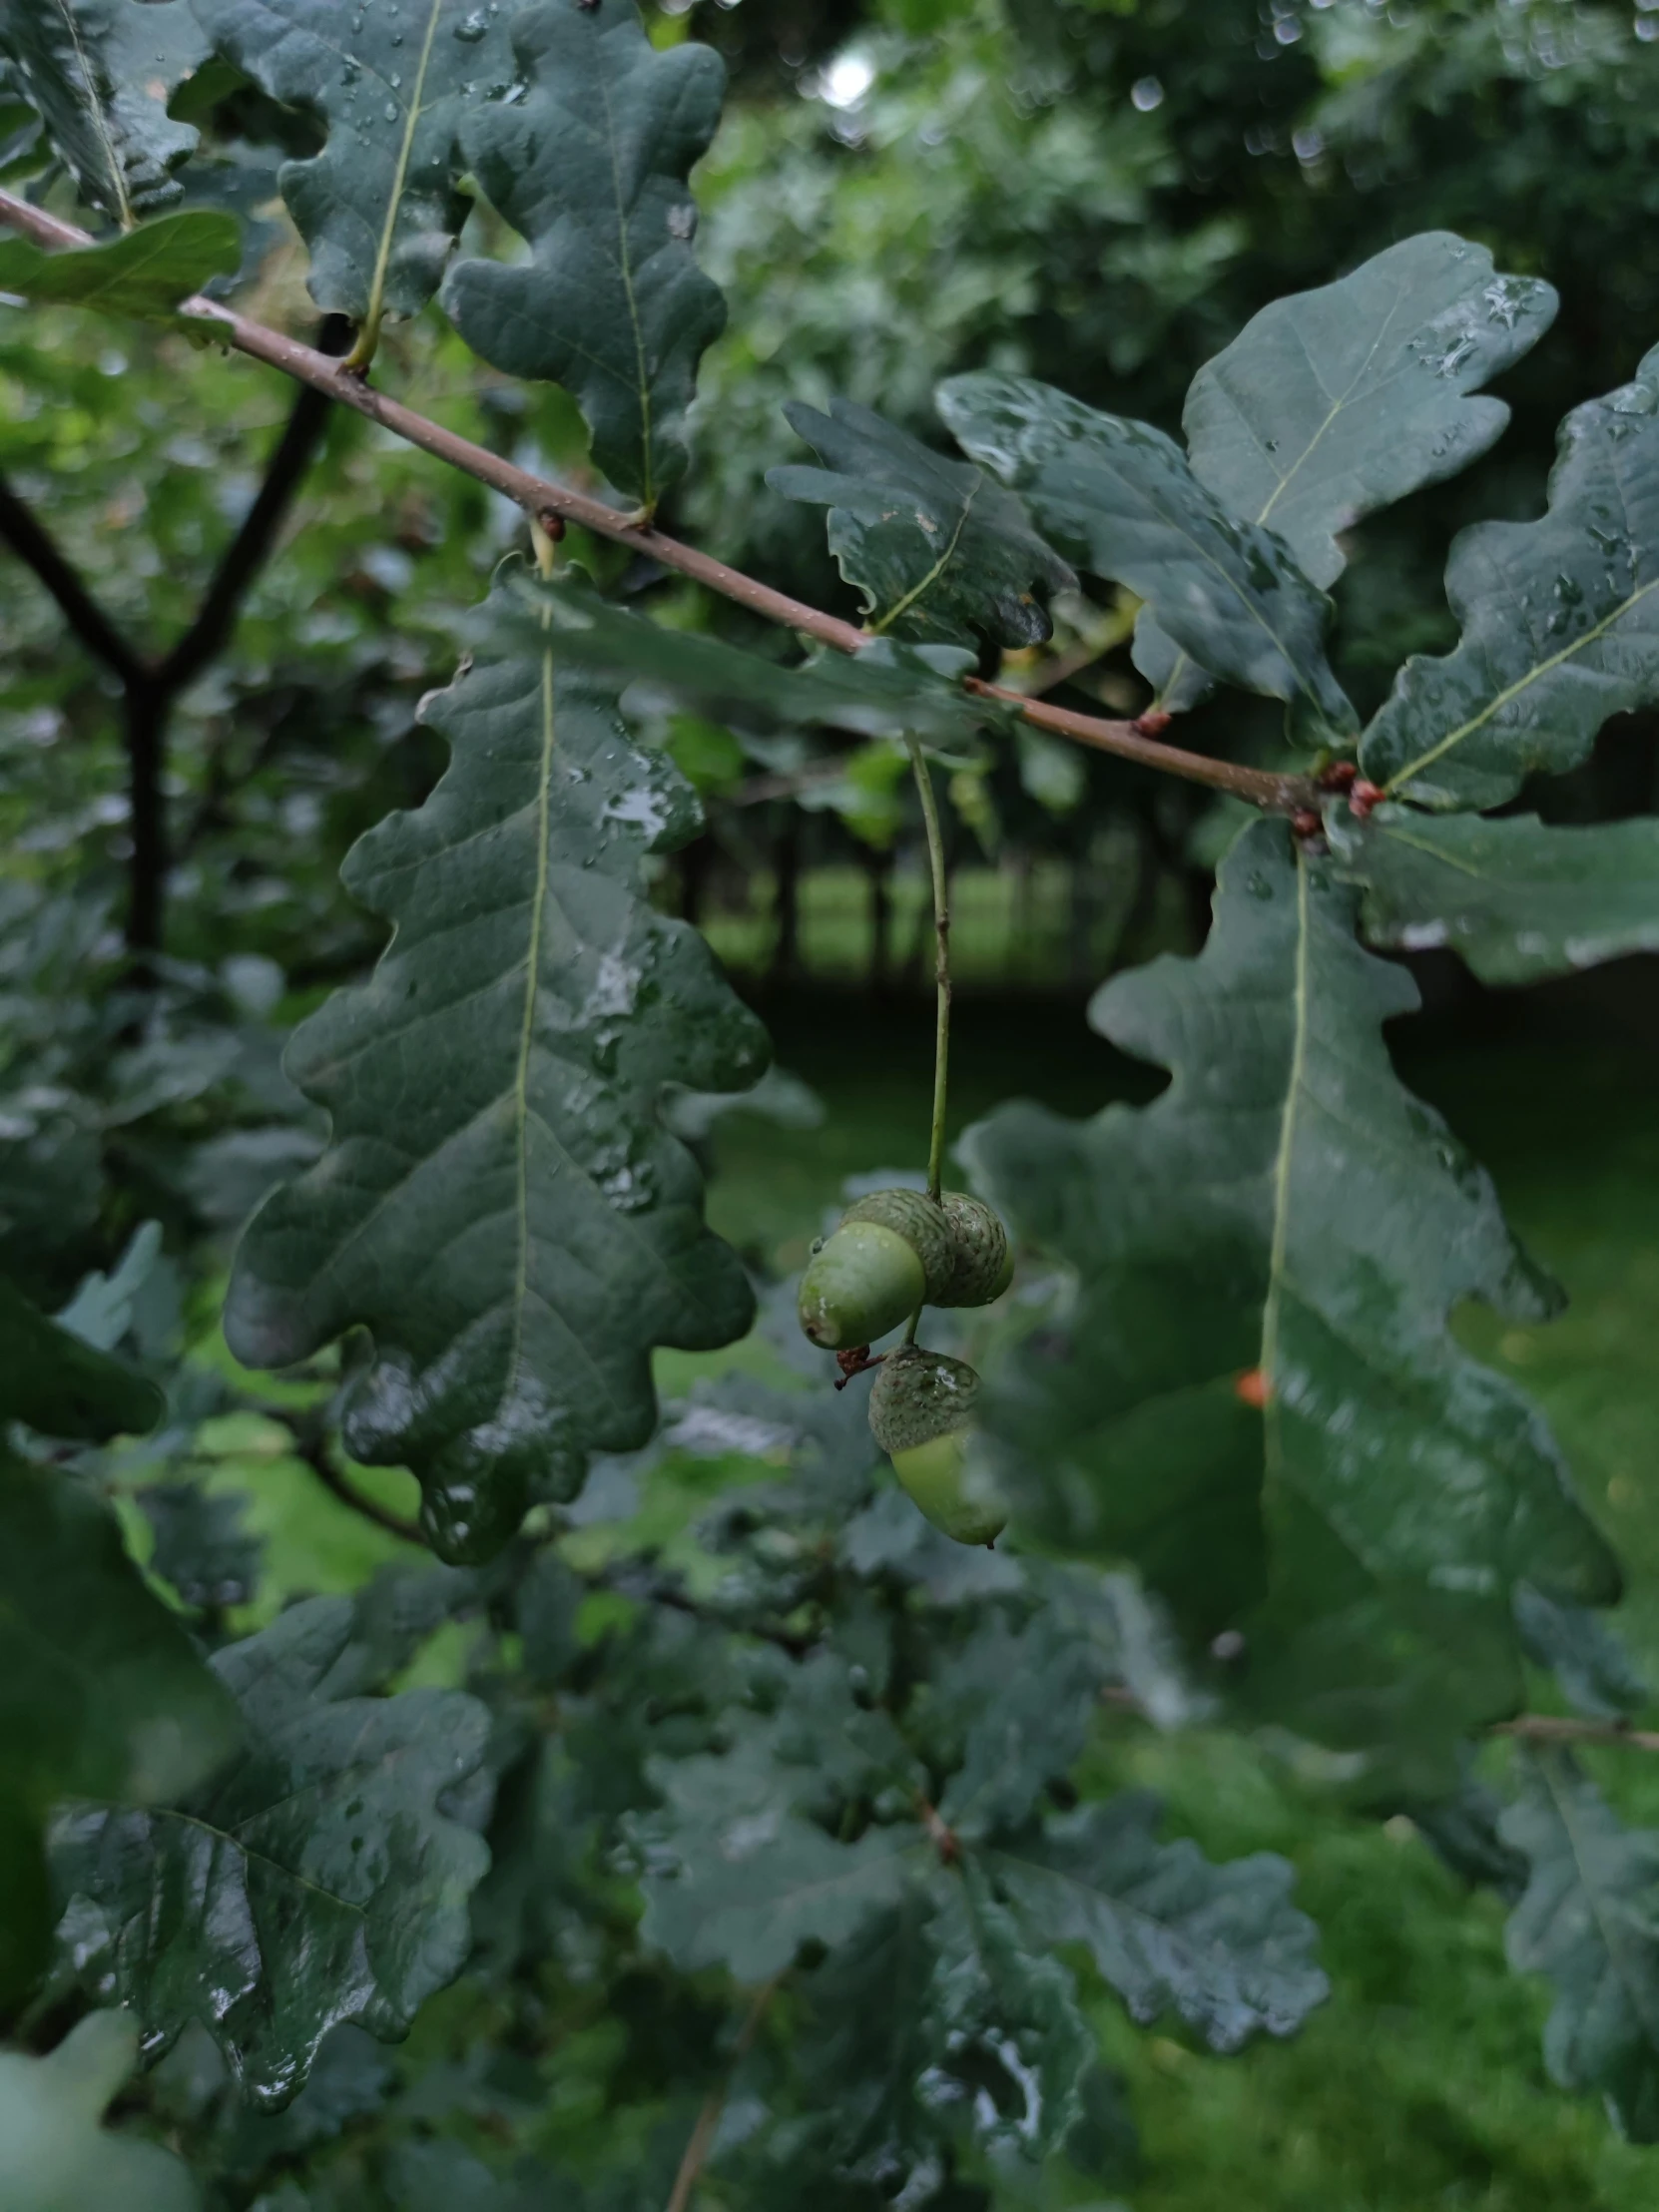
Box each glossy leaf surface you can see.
[961,821,1616,1770]
[922,1865,1097,2162]
[1363,345,1659,807]
[1329,806,1659,983]
[1501,1750,1659,2141]
[1186,234,1555,592]
[227,588,769,1561]
[0,1453,240,2003]
[0,209,238,319]
[190,0,515,343]
[52,1595,491,2108]
[443,0,725,504]
[1,0,204,223]
[937,372,1356,736]
[1137,231,1556,705]
[769,397,1074,648]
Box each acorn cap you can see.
[867,1344,981,1455]
[934,1192,1013,1309]
[842,1188,953,1303]
[798,1220,926,1350]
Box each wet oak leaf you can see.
[960,819,1615,1773]
[51,1596,492,2109]
[769,397,1075,649]
[1501,1750,1659,2142]
[1362,343,1659,808]
[442,0,726,505]
[983,1793,1328,2052]
[937,371,1356,739]
[1328,806,1659,985]
[226,584,768,1561]
[0,0,205,223]
[190,0,517,345]
[1136,231,1557,709]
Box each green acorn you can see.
[797,1187,1010,1350]
[936,1192,1014,1309]
[798,1188,951,1349]
[868,1345,1007,1547]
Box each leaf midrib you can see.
[869,475,980,637]
[357,0,447,349]
[51,0,130,228]
[1386,574,1659,795]
[1258,844,1311,1468]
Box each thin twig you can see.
[0,470,146,687]
[294,1432,425,1545]
[1489,1713,1659,1755]
[0,189,1319,817]
[970,680,1319,813]
[665,1978,779,2212]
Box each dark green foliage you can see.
[1502,1751,1659,2142]
[0,211,239,318]
[190,0,516,345]
[227,588,769,1562]
[51,1594,492,2107]
[495,570,998,746]
[3,0,1659,2192]
[442,0,726,503]
[0,0,205,223]
[938,373,1356,737]
[1362,344,1659,808]
[961,823,1616,1776]
[1330,808,1659,983]
[1133,232,1558,709]
[140,1483,263,1613]
[0,1274,162,1437]
[769,398,1075,648]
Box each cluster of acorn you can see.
[797,1187,1012,1547]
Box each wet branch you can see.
[0,189,1321,821]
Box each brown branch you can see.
[0,189,1318,818]
[970,680,1318,813]
[665,1978,779,2212]
[0,470,146,687]
[1489,1713,1659,1755]
[293,1431,425,1545]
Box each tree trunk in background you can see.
[862,846,892,994]
[678,834,712,929]
[769,814,801,984]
